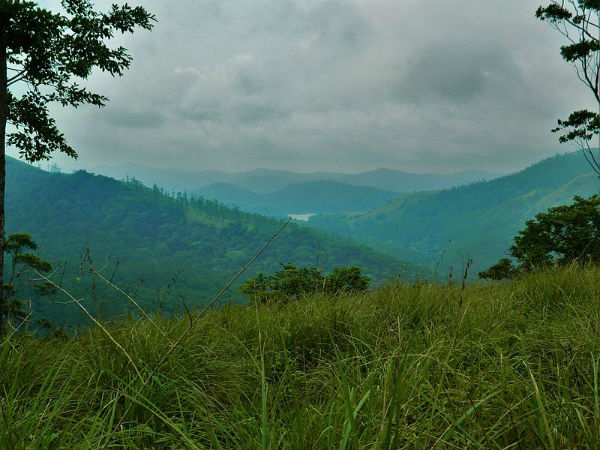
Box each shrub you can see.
[2,233,55,331]
[239,264,370,304]
[324,265,370,294]
[478,258,519,280]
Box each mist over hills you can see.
[93,163,502,195]
[308,152,600,274]
[196,181,400,217]
[5,157,427,326]
[90,163,502,219]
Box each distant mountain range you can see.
[308,152,600,274]
[195,181,400,217]
[91,163,503,218]
[6,157,427,326]
[93,163,503,195]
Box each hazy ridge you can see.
[308,152,600,272]
[93,163,503,195]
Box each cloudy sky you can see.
[14,0,596,173]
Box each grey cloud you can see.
[25,0,597,175]
[234,103,290,123]
[400,44,503,102]
[102,109,166,129]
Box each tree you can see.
[478,258,519,281]
[0,1,154,335]
[3,232,54,331]
[239,264,324,304]
[480,195,600,279]
[536,1,600,173]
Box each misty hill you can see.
[5,157,427,326]
[340,168,504,192]
[196,180,399,217]
[308,152,600,273]
[93,163,502,195]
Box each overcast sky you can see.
[13,0,596,174]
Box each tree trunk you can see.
[0,26,7,337]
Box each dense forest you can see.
[5,157,427,327]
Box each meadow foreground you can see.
[2,265,600,449]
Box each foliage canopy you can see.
[2,232,53,329]
[1,0,154,161]
[480,195,600,279]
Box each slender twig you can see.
[7,69,27,86]
[87,263,172,343]
[109,260,120,284]
[33,269,144,382]
[0,312,32,348]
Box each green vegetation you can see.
[309,151,600,273]
[0,0,154,334]
[239,264,370,304]
[2,233,54,328]
[4,157,427,327]
[478,258,519,281]
[2,265,600,448]
[481,195,600,279]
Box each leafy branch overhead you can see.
[1,0,155,162]
[537,1,600,172]
[0,0,154,336]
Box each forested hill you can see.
[309,151,600,273]
[5,157,427,326]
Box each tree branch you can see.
[7,69,26,86]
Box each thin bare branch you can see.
[34,269,144,382]
[88,264,172,344]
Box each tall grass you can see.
[2,264,600,449]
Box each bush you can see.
[478,258,519,280]
[239,264,370,304]
[324,265,370,294]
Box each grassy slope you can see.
[3,265,600,449]
[309,152,600,271]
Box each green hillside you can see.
[197,180,399,217]
[309,152,600,272]
[5,157,427,327]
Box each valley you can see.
[94,151,600,277]
[5,157,428,327]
